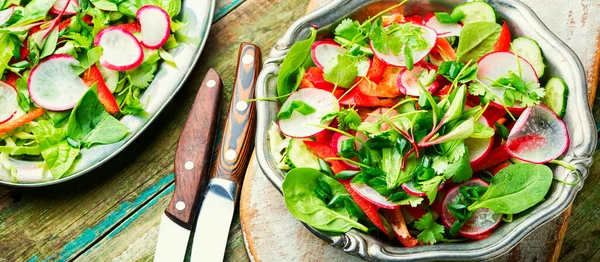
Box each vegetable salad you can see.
[0,0,184,182]
[269,2,576,246]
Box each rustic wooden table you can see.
[0,0,598,261]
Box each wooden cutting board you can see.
[240,1,600,261]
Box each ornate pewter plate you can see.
[0,0,215,187]
[255,0,596,260]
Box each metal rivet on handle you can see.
[236,101,248,112]
[225,149,237,161]
[184,161,194,170]
[206,80,216,88]
[176,201,186,210]
[242,54,254,65]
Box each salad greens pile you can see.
[0,0,185,182]
[269,1,576,246]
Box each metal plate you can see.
[0,0,215,187]
[254,0,596,261]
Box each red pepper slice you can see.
[81,65,120,114]
[114,22,141,34]
[358,67,402,98]
[403,205,427,221]
[366,55,388,82]
[471,146,511,172]
[493,22,511,52]
[339,87,400,107]
[299,67,344,97]
[430,37,456,62]
[0,108,45,133]
[382,208,418,246]
[303,141,347,174]
[338,179,392,236]
[314,129,334,144]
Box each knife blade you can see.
[154,68,223,262]
[190,43,261,262]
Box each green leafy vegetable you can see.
[468,163,553,214]
[282,168,369,233]
[323,54,361,88]
[456,22,501,63]
[13,0,55,26]
[276,28,316,102]
[31,120,80,179]
[437,61,478,83]
[495,72,545,107]
[277,100,316,120]
[414,212,445,244]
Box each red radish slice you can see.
[441,178,503,238]
[136,5,170,49]
[28,55,89,111]
[52,0,78,15]
[311,40,370,76]
[354,107,398,149]
[331,133,360,171]
[477,52,538,113]
[370,24,437,67]
[97,65,119,92]
[402,181,445,197]
[0,7,17,26]
[465,114,494,166]
[278,88,339,138]
[424,14,462,37]
[397,63,440,96]
[95,27,144,71]
[350,183,399,209]
[0,81,18,124]
[504,104,569,164]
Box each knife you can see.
[190,43,261,262]
[154,69,223,262]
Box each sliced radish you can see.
[441,178,503,238]
[504,104,569,164]
[311,40,370,77]
[95,27,144,71]
[354,107,398,149]
[331,132,360,171]
[0,81,19,124]
[28,55,89,111]
[370,24,437,67]
[52,0,78,15]
[97,65,119,92]
[136,5,170,49]
[350,183,399,209]
[397,63,440,96]
[401,181,444,197]
[424,14,462,37]
[278,88,339,138]
[465,114,494,166]
[477,52,539,114]
[0,7,17,26]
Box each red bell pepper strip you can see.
[403,15,424,25]
[490,161,511,175]
[115,22,141,33]
[0,108,45,134]
[493,22,511,52]
[403,205,427,221]
[338,179,392,236]
[5,73,19,87]
[339,87,400,107]
[471,145,511,172]
[358,67,402,98]
[299,67,344,97]
[366,55,388,82]
[429,37,456,62]
[303,141,347,174]
[82,65,120,114]
[314,129,333,144]
[382,208,418,246]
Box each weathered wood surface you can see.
[0,0,598,262]
[239,1,600,262]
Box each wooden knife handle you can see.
[166,68,223,228]
[211,43,261,186]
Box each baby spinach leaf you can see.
[468,163,553,214]
[277,28,316,102]
[282,168,369,233]
[456,22,501,63]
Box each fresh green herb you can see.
[456,22,501,63]
[277,100,316,120]
[323,54,362,88]
[417,68,437,87]
[437,61,478,83]
[468,163,553,214]
[471,121,495,138]
[494,72,545,107]
[277,28,316,102]
[434,10,465,24]
[321,107,362,131]
[414,212,445,245]
[370,22,430,70]
[282,168,369,233]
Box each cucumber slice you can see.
[285,139,321,169]
[510,37,546,78]
[454,2,496,24]
[541,77,568,118]
[333,36,374,55]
